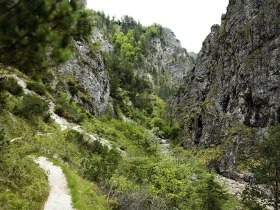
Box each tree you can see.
[243,124,280,210]
[71,9,95,40]
[199,175,229,210]
[0,0,91,74]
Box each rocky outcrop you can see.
[136,27,195,99]
[150,28,194,83]
[173,0,280,179]
[55,30,111,115]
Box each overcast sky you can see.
[87,0,229,53]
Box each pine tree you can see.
[243,124,280,210]
[199,175,229,210]
[0,0,92,74]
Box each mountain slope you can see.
[173,0,280,179]
[52,12,195,117]
[0,1,249,209]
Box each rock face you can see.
[56,30,111,115]
[173,0,280,179]
[55,16,194,114]
[150,28,195,83]
[138,27,195,99]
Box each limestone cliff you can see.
[54,12,194,115]
[150,27,194,83]
[173,0,280,180]
[55,30,111,116]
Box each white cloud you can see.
[87,0,228,53]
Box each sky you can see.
[87,0,229,53]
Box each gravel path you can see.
[34,157,75,210]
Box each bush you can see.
[0,77,23,96]
[242,124,280,210]
[71,9,95,40]
[67,81,79,96]
[55,104,83,123]
[0,92,8,110]
[66,130,84,143]
[13,94,48,120]
[82,141,122,182]
[26,81,46,96]
[0,129,9,155]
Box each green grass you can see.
[51,158,111,210]
[82,117,158,156]
[0,65,247,210]
[0,146,49,210]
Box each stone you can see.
[55,30,111,116]
[172,0,280,179]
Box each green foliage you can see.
[120,16,139,34]
[72,9,95,40]
[66,130,84,143]
[82,118,157,155]
[68,81,79,96]
[0,77,23,96]
[81,140,122,183]
[147,24,164,39]
[0,144,48,209]
[100,15,177,139]
[107,147,236,210]
[219,23,226,39]
[198,175,229,210]
[194,146,223,165]
[13,94,49,120]
[64,127,123,184]
[0,129,9,155]
[0,0,93,74]
[26,81,46,96]
[242,124,280,210]
[55,96,85,123]
[52,158,111,210]
[0,92,7,110]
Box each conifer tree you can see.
[0,0,92,74]
[243,124,280,210]
[199,175,229,210]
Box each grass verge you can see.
[50,158,111,210]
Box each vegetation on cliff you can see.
[1,0,279,209]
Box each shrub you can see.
[67,81,79,96]
[66,130,84,143]
[198,175,229,210]
[26,81,46,96]
[242,124,280,210]
[55,104,83,123]
[0,92,7,110]
[71,9,95,40]
[0,77,23,96]
[82,141,122,182]
[13,94,48,120]
[0,129,9,155]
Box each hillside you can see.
[173,0,280,181]
[0,0,279,210]
[54,11,195,117]
[0,1,234,210]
